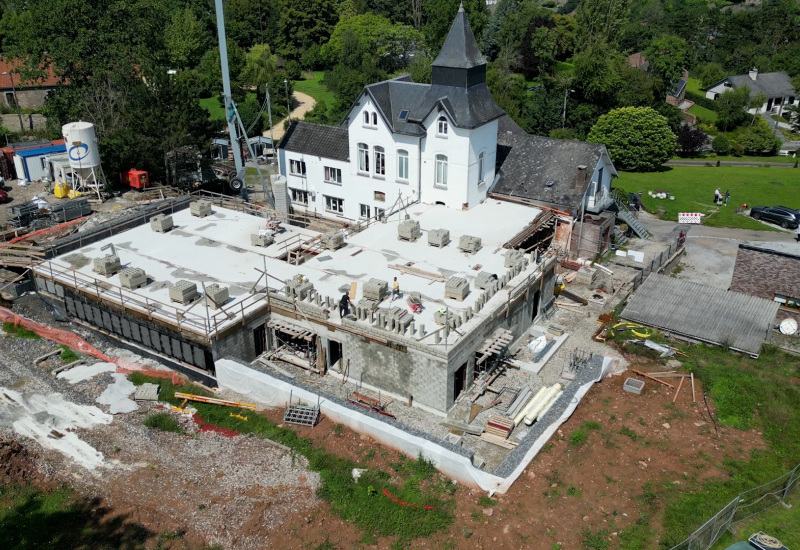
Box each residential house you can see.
[626,52,690,113]
[0,59,60,110]
[278,5,619,257]
[705,69,797,115]
[730,244,800,323]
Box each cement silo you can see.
[61,121,106,199]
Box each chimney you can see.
[748,67,758,81]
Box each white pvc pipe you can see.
[513,385,549,426]
[524,383,562,425]
[534,390,564,423]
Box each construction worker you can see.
[339,293,354,318]
[392,276,400,301]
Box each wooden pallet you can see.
[479,432,518,449]
[444,292,466,302]
[267,319,315,341]
[476,329,514,366]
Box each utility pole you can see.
[2,72,25,134]
[284,79,291,117]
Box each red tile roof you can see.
[0,58,61,88]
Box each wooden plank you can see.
[672,376,685,404]
[349,282,357,300]
[440,420,482,435]
[559,289,588,305]
[388,263,445,281]
[691,372,696,404]
[632,368,675,388]
[468,404,483,423]
[479,432,518,449]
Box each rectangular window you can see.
[435,154,447,187]
[325,195,344,214]
[397,150,409,181]
[324,166,342,184]
[775,294,800,310]
[374,207,386,220]
[360,204,371,219]
[374,191,386,202]
[289,159,306,176]
[290,188,308,205]
[374,147,385,176]
[358,144,369,173]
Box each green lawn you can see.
[199,93,257,121]
[686,76,705,95]
[615,166,800,230]
[688,103,718,123]
[293,71,335,108]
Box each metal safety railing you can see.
[667,461,800,550]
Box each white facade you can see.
[706,73,798,116]
[280,150,353,220]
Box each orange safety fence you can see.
[0,306,185,384]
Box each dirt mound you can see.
[0,438,41,486]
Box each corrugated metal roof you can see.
[16,144,66,158]
[621,273,778,356]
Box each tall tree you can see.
[278,0,339,61]
[715,86,750,131]
[165,8,210,69]
[1,0,168,84]
[644,34,688,96]
[224,0,280,50]
[587,107,676,171]
[574,0,629,52]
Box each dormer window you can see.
[437,116,448,136]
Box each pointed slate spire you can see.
[431,3,487,88]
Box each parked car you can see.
[0,188,7,203]
[749,206,800,228]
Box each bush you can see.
[58,345,79,364]
[143,413,184,434]
[685,91,718,112]
[712,134,731,155]
[587,107,676,171]
[731,143,745,157]
[2,321,40,339]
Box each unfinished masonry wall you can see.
[35,277,215,371]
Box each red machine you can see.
[122,169,149,190]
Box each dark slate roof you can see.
[492,116,614,210]
[671,78,687,97]
[277,121,349,161]
[361,77,505,133]
[715,71,795,99]
[621,273,778,356]
[431,4,485,70]
[731,244,800,301]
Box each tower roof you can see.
[431,4,485,70]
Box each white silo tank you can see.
[62,121,101,169]
[61,121,105,199]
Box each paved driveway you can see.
[638,212,800,290]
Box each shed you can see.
[14,144,67,181]
[621,273,778,357]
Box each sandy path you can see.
[264,91,317,142]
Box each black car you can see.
[750,206,800,229]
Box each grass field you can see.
[688,103,718,123]
[199,93,257,120]
[661,344,800,546]
[710,491,800,550]
[615,166,800,230]
[293,71,336,108]
[686,77,704,95]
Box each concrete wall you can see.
[2,88,50,110]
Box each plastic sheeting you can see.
[215,358,604,494]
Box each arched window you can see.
[374,146,385,176]
[435,154,448,187]
[397,150,409,180]
[358,143,369,173]
[437,116,448,135]
[372,112,378,126]
[363,111,370,125]
[478,152,485,184]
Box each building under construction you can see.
[31,195,558,413]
